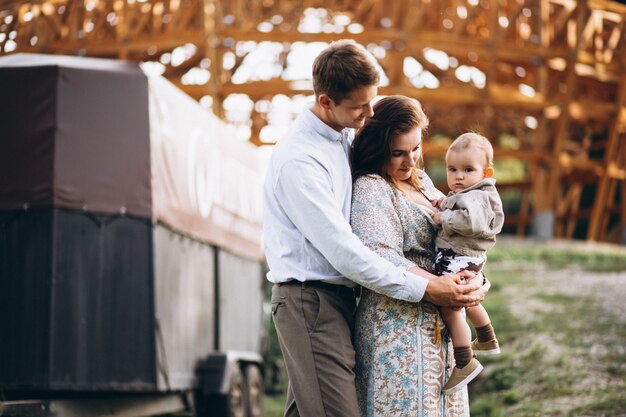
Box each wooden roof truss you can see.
[1,0,625,243]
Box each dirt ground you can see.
[489,258,626,417]
[506,266,626,324]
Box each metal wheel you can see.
[244,364,264,417]
[228,365,246,417]
[194,364,246,417]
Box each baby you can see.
[430,132,505,395]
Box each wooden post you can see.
[587,72,626,240]
[203,0,224,118]
[621,154,626,244]
[517,188,530,237]
[535,0,586,238]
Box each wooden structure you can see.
[1,0,625,243]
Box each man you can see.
[263,39,486,417]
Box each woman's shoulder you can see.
[353,174,396,198]
[354,173,388,189]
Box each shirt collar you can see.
[302,108,345,143]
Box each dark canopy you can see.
[0,53,151,217]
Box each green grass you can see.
[568,387,626,417]
[475,268,524,346]
[264,394,287,417]
[488,239,626,272]
[263,241,626,417]
[467,258,626,417]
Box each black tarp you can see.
[0,209,155,390]
[0,54,155,391]
[0,54,151,218]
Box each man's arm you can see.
[273,159,484,307]
[350,173,481,307]
[274,159,427,302]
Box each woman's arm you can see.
[352,176,482,307]
[351,176,416,269]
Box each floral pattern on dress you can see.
[351,173,469,417]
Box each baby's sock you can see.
[476,323,496,342]
[453,346,473,368]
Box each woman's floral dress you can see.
[351,173,469,417]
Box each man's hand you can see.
[422,270,483,308]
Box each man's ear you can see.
[318,94,333,110]
[484,167,494,178]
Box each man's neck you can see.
[310,103,343,133]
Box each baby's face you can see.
[445,148,488,192]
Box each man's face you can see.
[326,85,377,131]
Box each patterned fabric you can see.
[351,173,469,417]
[434,248,486,276]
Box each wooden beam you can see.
[162,45,205,77]
[517,188,531,236]
[203,0,224,117]
[599,177,619,241]
[45,31,204,55]
[425,145,552,163]
[587,71,626,240]
[621,159,626,243]
[544,0,586,214]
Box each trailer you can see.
[0,54,266,417]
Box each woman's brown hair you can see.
[351,95,429,191]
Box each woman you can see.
[351,95,470,416]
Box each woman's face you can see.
[386,127,422,182]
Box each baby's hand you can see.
[430,211,442,225]
[431,197,445,208]
[417,204,434,216]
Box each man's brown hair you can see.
[312,39,380,104]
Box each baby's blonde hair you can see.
[446,132,494,168]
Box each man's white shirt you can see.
[263,108,428,302]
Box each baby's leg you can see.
[467,305,499,354]
[441,307,474,371]
[441,307,471,346]
[466,304,490,328]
